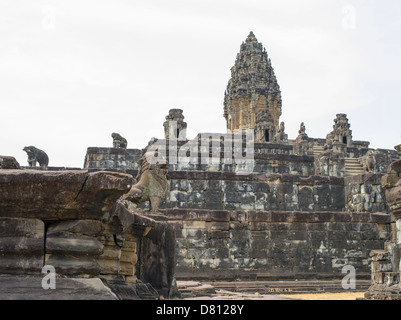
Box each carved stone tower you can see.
[163,109,187,140]
[223,31,282,134]
[326,114,353,148]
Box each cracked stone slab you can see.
[0,170,133,220]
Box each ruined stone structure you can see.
[164,109,187,140]
[293,123,313,156]
[82,32,399,288]
[254,109,276,143]
[0,156,20,169]
[364,147,401,300]
[112,132,128,149]
[1,31,400,299]
[224,32,282,134]
[0,169,179,299]
[326,114,353,148]
[273,121,288,144]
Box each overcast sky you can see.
[1,0,400,167]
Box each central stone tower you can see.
[223,31,282,138]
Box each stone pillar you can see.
[137,214,180,299]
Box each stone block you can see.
[249,222,269,231]
[210,211,230,222]
[183,210,211,221]
[0,170,132,220]
[209,222,229,231]
[45,255,101,276]
[0,156,20,169]
[98,246,121,275]
[0,218,44,274]
[46,236,104,256]
[183,220,207,229]
[248,211,270,222]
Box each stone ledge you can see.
[161,208,392,224]
[86,147,142,155]
[345,173,384,185]
[0,276,118,300]
[174,269,372,282]
[0,170,132,220]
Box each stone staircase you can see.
[312,145,325,157]
[345,158,365,176]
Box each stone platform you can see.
[162,208,391,281]
[0,169,179,300]
[178,280,369,300]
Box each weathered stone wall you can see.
[346,146,370,159]
[84,147,142,171]
[119,169,345,212]
[85,144,315,176]
[163,209,391,281]
[161,172,344,212]
[315,150,345,177]
[345,174,389,213]
[365,159,401,300]
[359,149,399,174]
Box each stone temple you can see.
[1,31,401,300]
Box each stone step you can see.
[347,166,365,170]
[312,146,325,156]
[345,160,362,164]
[345,157,365,176]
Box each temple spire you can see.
[224,32,282,135]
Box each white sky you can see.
[1,0,400,167]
